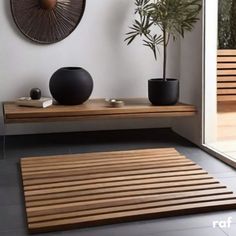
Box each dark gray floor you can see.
[0,128,236,236]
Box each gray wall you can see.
[173,4,203,146]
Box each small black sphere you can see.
[49,67,93,105]
[30,88,41,100]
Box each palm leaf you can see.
[125,0,202,60]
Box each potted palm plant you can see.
[125,0,202,105]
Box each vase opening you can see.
[61,67,82,71]
[149,78,177,82]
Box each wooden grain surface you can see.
[20,148,236,233]
[218,50,236,101]
[3,98,197,123]
[218,49,236,56]
[216,101,236,140]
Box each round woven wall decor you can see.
[10,0,86,44]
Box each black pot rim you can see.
[149,78,178,82]
[60,67,83,71]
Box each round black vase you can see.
[148,79,179,105]
[49,67,93,105]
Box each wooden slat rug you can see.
[20,148,236,233]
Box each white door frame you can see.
[202,0,236,168]
[202,0,218,144]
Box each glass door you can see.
[204,0,236,168]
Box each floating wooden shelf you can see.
[3,98,197,124]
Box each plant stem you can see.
[163,27,167,81]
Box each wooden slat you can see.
[217,89,236,95]
[21,155,183,169]
[25,183,226,204]
[22,156,192,173]
[218,50,236,56]
[21,148,178,163]
[20,148,236,233]
[23,169,206,186]
[217,82,236,88]
[27,193,235,218]
[22,161,196,180]
[218,95,236,101]
[218,63,236,69]
[22,157,190,173]
[23,165,203,185]
[28,199,236,233]
[218,70,236,76]
[218,101,236,112]
[28,188,233,223]
[25,184,228,208]
[29,193,233,224]
[24,178,217,197]
[24,173,211,191]
[21,148,179,162]
[22,155,185,171]
[218,57,236,63]
[217,76,236,82]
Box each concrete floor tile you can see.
[0,205,26,231]
[221,223,236,236]
[217,177,236,194]
[151,227,227,236]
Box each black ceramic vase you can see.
[49,67,93,105]
[148,79,179,105]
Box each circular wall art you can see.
[10,0,86,44]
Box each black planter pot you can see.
[148,78,179,105]
[49,67,93,105]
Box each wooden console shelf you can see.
[3,98,197,124]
